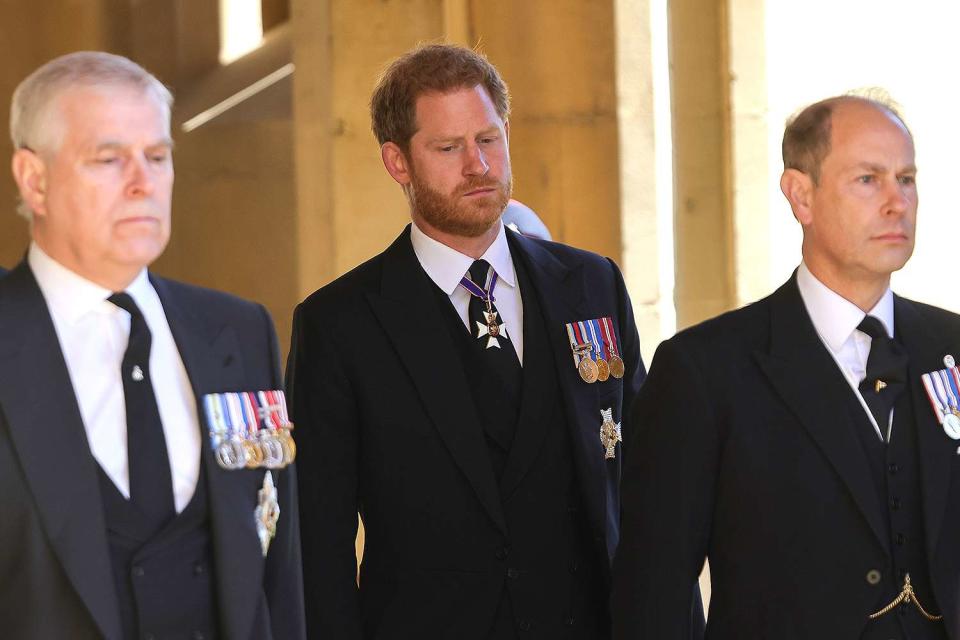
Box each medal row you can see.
[565,317,626,384]
[204,390,297,470]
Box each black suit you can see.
[0,261,305,640]
[289,226,645,638]
[612,276,960,639]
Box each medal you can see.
[921,368,960,440]
[566,321,598,384]
[204,389,297,469]
[578,355,599,383]
[599,407,622,459]
[599,317,625,379]
[586,320,610,382]
[254,471,280,557]
[460,268,508,349]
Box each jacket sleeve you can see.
[287,301,363,640]
[611,336,716,639]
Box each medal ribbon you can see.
[204,393,227,447]
[575,322,597,362]
[587,319,608,360]
[458,270,499,305]
[565,323,585,367]
[922,371,950,424]
[940,370,959,416]
[599,316,621,359]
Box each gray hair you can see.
[10,52,173,218]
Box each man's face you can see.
[803,101,917,286]
[404,84,512,238]
[31,84,173,287]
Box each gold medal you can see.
[608,355,625,379]
[597,358,610,382]
[578,357,599,384]
[243,439,264,468]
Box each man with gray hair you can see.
[612,94,960,639]
[0,51,305,639]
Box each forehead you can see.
[825,102,915,165]
[54,84,171,144]
[412,84,502,136]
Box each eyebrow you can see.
[427,127,502,145]
[852,162,917,174]
[94,138,175,151]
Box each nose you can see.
[883,177,912,216]
[463,143,490,177]
[125,156,155,198]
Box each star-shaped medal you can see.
[476,310,508,349]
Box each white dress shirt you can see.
[29,243,200,511]
[410,221,524,365]
[796,261,895,441]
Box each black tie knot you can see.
[857,315,888,340]
[469,260,491,289]
[108,292,142,318]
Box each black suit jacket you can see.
[289,226,645,638]
[0,261,305,640]
[611,275,960,639]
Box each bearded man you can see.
[288,43,647,639]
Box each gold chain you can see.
[868,573,943,622]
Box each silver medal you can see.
[944,413,960,440]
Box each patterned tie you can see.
[108,292,175,526]
[857,315,908,438]
[465,260,522,392]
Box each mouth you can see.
[462,187,497,198]
[873,231,910,242]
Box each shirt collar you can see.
[796,261,895,351]
[29,242,151,324]
[410,221,517,295]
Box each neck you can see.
[803,256,890,313]
[34,237,139,292]
[411,216,500,259]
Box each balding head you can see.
[782,94,911,185]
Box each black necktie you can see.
[108,292,175,527]
[857,315,908,437]
[466,260,522,393]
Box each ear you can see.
[381,142,412,187]
[780,168,815,225]
[11,148,48,217]
[504,120,510,145]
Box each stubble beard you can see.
[409,170,513,239]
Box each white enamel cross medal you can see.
[476,309,508,349]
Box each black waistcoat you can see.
[97,459,219,640]
[431,256,605,639]
[846,378,947,640]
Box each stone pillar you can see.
[668,0,735,329]
[472,0,623,263]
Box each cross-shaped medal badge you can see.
[460,268,509,349]
[476,302,508,349]
[599,407,622,460]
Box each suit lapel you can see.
[503,234,608,531]
[365,229,507,535]
[894,297,955,559]
[151,276,262,640]
[498,249,555,498]
[0,264,123,640]
[754,277,889,554]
